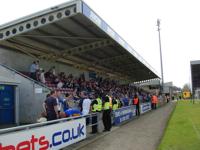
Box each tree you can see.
[182,83,191,92]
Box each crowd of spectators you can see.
[30,61,153,109]
[30,61,164,126]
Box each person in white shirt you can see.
[56,91,62,112]
[81,92,91,115]
[52,67,56,76]
[82,98,91,115]
[39,69,46,84]
[57,81,64,88]
[80,91,91,125]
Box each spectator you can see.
[122,95,129,106]
[42,94,50,117]
[30,61,37,80]
[151,94,158,109]
[81,91,91,125]
[133,94,140,116]
[56,92,69,112]
[56,91,62,113]
[45,66,56,79]
[39,69,46,84]
[147,93,151,102]
[45,90,59,121]
[78,91,85,112]
[61,93,70,111]
[37,111,47,123]
[166,94,170,103]
[54,77,59,85]
[36,69,40,81]
[138,93,143,104]
[57,80,64,88]
[59,108,82,118]
[82,92,91,115]
[35,60,40,81]
[50,66,56,76]
[36,60,39,70]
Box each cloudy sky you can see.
[1,0,199,88]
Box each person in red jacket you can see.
[133,94,140,116]
[151,94,158,110]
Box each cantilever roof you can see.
[0,0,160,82]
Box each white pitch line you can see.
[189,118,200,140]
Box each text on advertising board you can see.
[140,102,151,114]
[0,118,86,150]
[113,106,136,125]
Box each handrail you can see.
[113,103,151,111]
[0,63,50,89]
[112,105,134,112]
[0,113,97,135]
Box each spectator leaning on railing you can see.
[81,91,91,125]
[44,90,59,121]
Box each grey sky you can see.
[1,0,199,88]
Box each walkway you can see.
[66,102,176,150]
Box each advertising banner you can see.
[0,118,86,150]
[140,102,151,114]
[113,106,136,125]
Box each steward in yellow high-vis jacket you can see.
[96,97,102,112]
[102,96,112,132]
[112,98,118,111]
[91,94,100,134]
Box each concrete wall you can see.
[0,64,50,124]
[0,47,89,79]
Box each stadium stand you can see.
[0,0,160,124]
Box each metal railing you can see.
[0,113,97,135]
[0,101,168,135]
[0,63,50,89]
